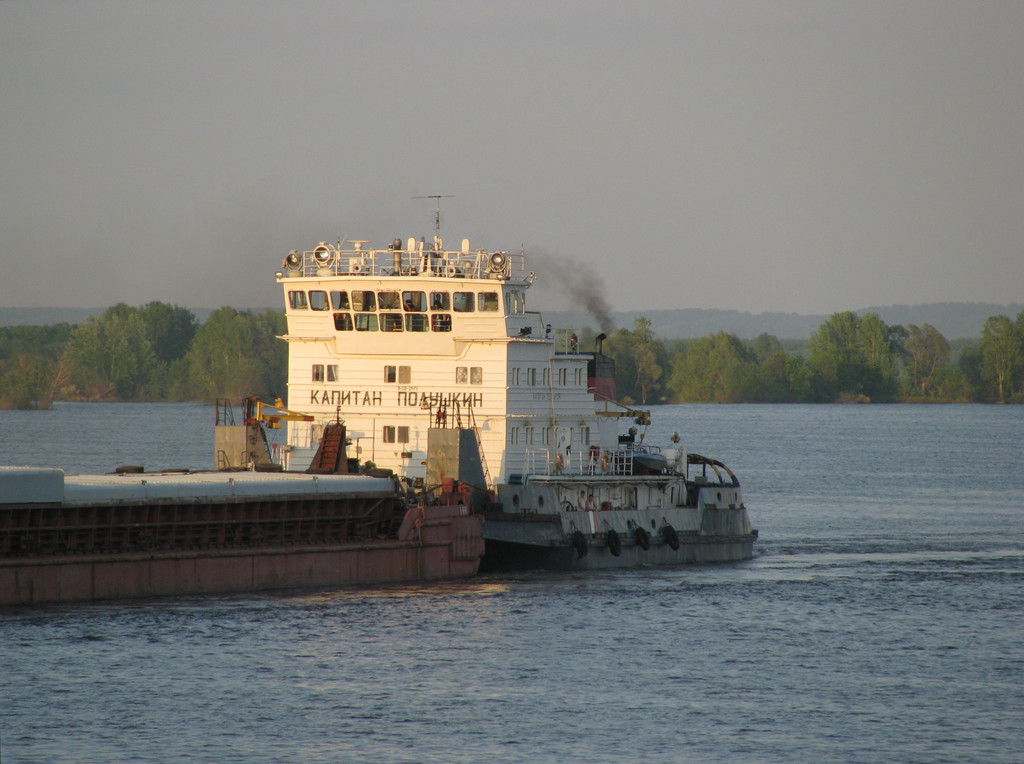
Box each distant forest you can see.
[1,302,1022,409]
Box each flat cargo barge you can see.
[0,467,483,605]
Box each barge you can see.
[0,465,482,605]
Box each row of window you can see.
[332,312,451,332]
[310,364,586,386]
[509,367,581,386]
[508,426,592,446]
[310,364,484,385]
[290,289,500,313]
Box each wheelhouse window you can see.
[288,291,308,310]
[333,313,353,331]
[453,292,475,312]
[478,292,499,311]
[430,292,450,310]
[377,291,401,310]
[309,290,329,311]
[380,313,403,332]
[351,291,376,311]
[431,314,452,332]
[403,291,426,312]
[331,291,350,310]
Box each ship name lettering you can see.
[309,390,382,406]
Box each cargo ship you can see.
[273,215,756,570]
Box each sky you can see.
[2,1,1022,316]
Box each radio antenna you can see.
[413,194,453,236]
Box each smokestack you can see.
[595,332,606,354]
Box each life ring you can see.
[444,264,458,278]
[606,529,622,557]
[599,451,610,471]
[571,530,588,559]
[662,524,680,551]
[634,526,651,551]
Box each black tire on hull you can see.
[634,527,651,551]
[662,524,680,550]
[607,529,622,556]
[572,530,588,559]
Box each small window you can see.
[453,292,475,312]
[398,366,411,384]
[527,367,537,386]
[309,290,329,310]
[355,314,379,332]
[397,426,410,443]
[405,314,429,332]
[331,291,350,310]
[431,314,452,332]
[478,292,499,311]
[511,368,520,386]
[403,291,426,312]
[289,291,308,310]
[327,365,339,382]
[542,426,551,445]
[383,426,396,443]
[312,364,325,382]
[430,292,450,310]
[470,367,483,385]
[581,426,590,445]
[456,367,468,384]
[334,312,353,331]
[380,313,404,332]
[558,368,567,385]
[574,368,582,386]
[352,291,376,311]
[526,427,534,445]
[377,291,401,310]
[510,427,520,445]
[385,365,397,383]
[543,368,551,386]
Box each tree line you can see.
[592,309,1024,405]
[0,303,285,409]
[1,303,1022,409]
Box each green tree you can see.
[0,324,75,408]
[668,332,760,402]
[603,317,667,404]
[980,314,1023,402]
[758,351,814,402]
[902,323,951,399]
[66,305,160,399]
[139,302,198,363]
[178,308,286,401]
[808,311,900,401]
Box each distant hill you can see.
[2,302,1020,340]
[543,302,1023,340]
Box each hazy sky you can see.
[2,1,1021,315]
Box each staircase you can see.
[307,423,349,473]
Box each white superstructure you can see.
[277,235,611,485]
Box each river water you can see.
[1,403,1022,763]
